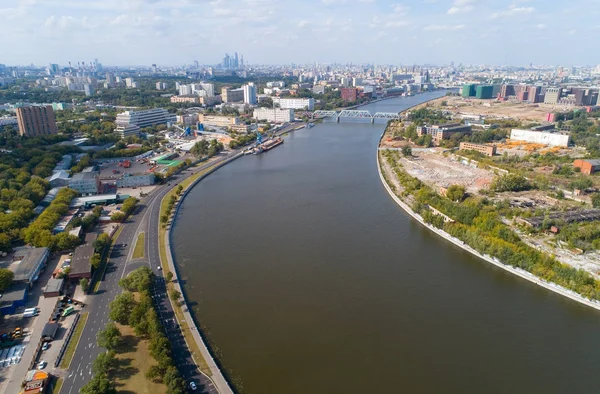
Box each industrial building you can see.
[43,277,65,297]
[510,129,570,147]
[69,171,99,195]
[0,246,50,287]
[115,173,155,188]
[253,108,294,123]
[15,105,58,137]
[417,123,472,145]
[198,114,240,128]
[573,159,600,175]
[544,88,562,104]
[272,97,315,110]
[115,108,174,129]
[459,142,496,156]
[68,233,96,280]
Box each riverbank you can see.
[376,132,600,312]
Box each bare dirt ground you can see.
[420,96,568,123]
[400,152,493,193]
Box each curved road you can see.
[60,153,236,394]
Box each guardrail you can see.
[54,313,80,368]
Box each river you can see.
[172,92,600,394]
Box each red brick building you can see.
[573,159,600,175]
[340,88,358,102]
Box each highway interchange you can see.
[60,153,235,394]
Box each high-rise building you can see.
[223,53,231,69]
[243,82,257,105]
[462,84,477,98]
[200,83,215,97]
[234,52,239,69]
[152,64,157,73]
[16,106,58,137]
[179,85,192,95]
[125,78,135,88]
[105,72,115,87]
[84,84,95,97]
[544,88,562,104]
[156,82,168,90]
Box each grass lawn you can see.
[59,312,89,369]
[113,324,167,394]
[133,232,145,259]
[51,377,63,394]
[158,164,220,377]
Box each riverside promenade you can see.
[376,131,600,313]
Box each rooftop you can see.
[43,277,64,294]
[0,246,48,282]
[71,171,98,181]
[70,235,95,277]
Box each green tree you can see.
[490,173,530,192]
[446,184,467,202]
[169,289,182,302]
[80,373,117,394]
[0,268,14,292]
[569,177,593,192]
[93,233,111,253]
[108,292,136,325]
[97,322,123,351]
[80,278,89,293]
[166,271,173,282]
[119,266,153,292]
[592,193,600,208]
[190,140,209,158]
[92,350,119,375]
[110,211,126,222]
[401,146,412,157]
[91,253,102,269]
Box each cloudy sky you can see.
[1,0,598,67]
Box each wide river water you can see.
[173,92,600,394]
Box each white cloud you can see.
[423,24,465,31]
[491,6,534,19]
[447,5,472,14]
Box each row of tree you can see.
[81,267,187,394]
[383,150,600,301]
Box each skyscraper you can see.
[223,53,231,69]
[16,106,58,137]
[234,52,239,68]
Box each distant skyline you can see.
[1,0,599,67]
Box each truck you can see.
[23,310,38,318]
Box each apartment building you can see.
[253,108,294,123]
[115,108,174,128]
[16,106,58,137]
[272,97,315,110]
[459,142,496,156]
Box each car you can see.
[41,343,49,351]
[157,266,162,271]
[37,361,47,369]
[189,382,197,391]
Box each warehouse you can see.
[573,159,600,175]
[510,129,570,147]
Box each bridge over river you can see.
[312,109,401,123]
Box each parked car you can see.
[37,361,47,369]
[189,382,197,391]
[42,343,49,351]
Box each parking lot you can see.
[0,253,82,393]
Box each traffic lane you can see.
[61,210,152,393]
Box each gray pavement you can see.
[60,153,237,394]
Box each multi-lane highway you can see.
[60,153,236,394]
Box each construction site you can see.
[398,150,493,194]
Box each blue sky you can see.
[1,0,599,66]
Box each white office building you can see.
[116,173,155,188]
[115,124,141,139]
[243,82,257,105]
[253,108,294,123]
[69,172,99,195]
[115,108,175,129]
[272,97,315,111]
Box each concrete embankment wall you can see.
[166,153,244,394]
[376,131,600,312]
